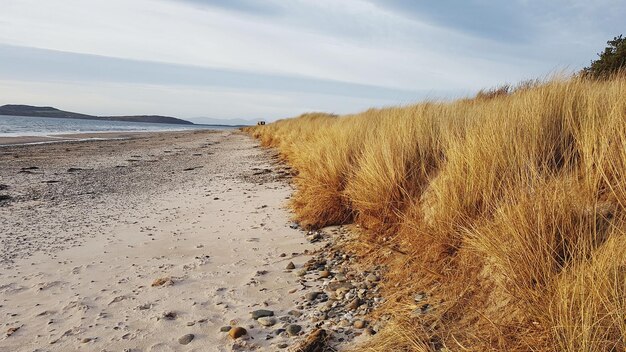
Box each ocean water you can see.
[0,115,231,138]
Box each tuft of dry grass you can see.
[244,75,626,351]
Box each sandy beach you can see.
[0,130,379,351]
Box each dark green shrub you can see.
[583,35,626,78]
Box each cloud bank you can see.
[0,0,623,120]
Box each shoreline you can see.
[0,130,375,351]
[0,130,227,147]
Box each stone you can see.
[413,292,426,303]
[366,274,379,282]
[220,326,232,332]
[229,326,247,339]
[251,309,274,319]
[353,320,366,329]
[346,298,360,310]
[305,291,321,302]
[327,281,352,291]
[257,317,276,327]
[161,311,177,320]
[318,270,330,278]
[286,262,296,270]
[296,269,307,277]
[286,324,302,336]
[178,334,194,345]
[278,343,289,349]
[288,310,303,317]
[81,337,92,343]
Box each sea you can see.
[0,115,234,138]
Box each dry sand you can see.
[0,130,335,351]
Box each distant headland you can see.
[0,105,194,125]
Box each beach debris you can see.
[178,333,195,345]
[6,326,21,337]
[151,277,174,287]
[18,166,41,174]
[291,329,329,352]
[183,166,204,171]
[286,261,296,270]
[229,326,247,339]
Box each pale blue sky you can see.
[0,0,623,122]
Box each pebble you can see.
[353,320,366,329]
[305,291,321,302]
[229,326,247,339]
[347,298,360,310]
[178,334,194,345]
[251,309,274,319]
[286,262,295,270]
[161,311,177,320]
[81,337,92,343]
[288,310,303,317]
[366,274,379,282]
[296,269,307,277]
[286,324,302,336]
[319,270,330,278]
[220,326,232,332]
[257,317,276,327]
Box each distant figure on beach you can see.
[257,121,266,125]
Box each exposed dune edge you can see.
[244,75,626,351]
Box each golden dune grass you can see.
[245,75,626,351]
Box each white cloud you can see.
[0,0,552,92]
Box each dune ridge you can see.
[246,75,626,351]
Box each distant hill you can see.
[0,105,194,125]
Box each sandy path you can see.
[0,131,323,351]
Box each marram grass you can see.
[245,75,626,351]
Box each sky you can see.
[0,0,624,123]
